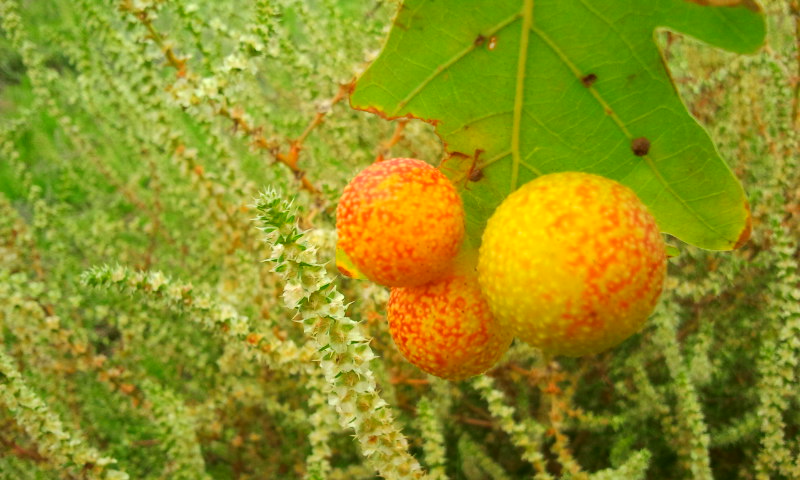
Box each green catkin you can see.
[81,266,314,375]
[0,350,128,479]
[256,189,426,479]
[650,302,713,480]
[470,375,551,479]
[457,434,513,480]
[328,463,379,480]
[416,396,449,480]
[753,219,800,479]
[587,450,651,480]
[0,0,798,477]
[711,411,760,448]
[304,373,337,480]
[140,380,211,480]
[745,9,800,475]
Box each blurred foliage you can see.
[0,0,798,479]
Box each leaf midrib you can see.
[386,0,739,244]
[510,0,535,191]
[530,3,727,240]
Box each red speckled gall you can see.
[387,262,513,380]
[336,158,465,287]
[477,172,667,357]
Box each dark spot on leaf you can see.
[684,0,760,12]
[733,200,752,249]
[665,244,680,258]
[581,73,597,87]
[631,137,650,156]
[337,264,356,278]
[448,151,470,159]
[467,149,484,182]
[474,34,485,46]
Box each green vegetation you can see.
[0,0,798,479]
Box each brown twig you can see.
[91,157,168,240]
[791,1,800,130]
[142,159,162,270]
[275,81,354,190]
[298,82,353,146]
[123,5,349,196]
[457,416,495,428]
[0,436,46,463]
[511,357,587,478]
[217,104,320,194]
[539,360,587,480]
[174,146,249,254]
[4,220,46,281]
[389,374,429,386]
[132,439,161,447]
[375,119,410,163]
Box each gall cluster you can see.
[336,158,666,381]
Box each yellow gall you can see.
[336,158,465,287]
[477,172,667,357]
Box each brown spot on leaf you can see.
[631,137,651,156]
[474,34,485,46]
[733,200,752,249]
[447,151,471,160]
[683,0,760,11]
[581,73,597,87]
[464,149,485,183]
[337,264,358,278]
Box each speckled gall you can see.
[477,172,667,357]
[336,158,465,287]
[387,264,513,380]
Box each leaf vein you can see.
[391,11,522,115]
[528,22,726,239]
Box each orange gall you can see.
[387,267,513,381]
[336,158,465,287]
[477,172,667,357]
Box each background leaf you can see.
[350,0,766,250]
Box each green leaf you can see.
[351,0,764,251]
[666,244,680,258]
[335,245,365,280]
